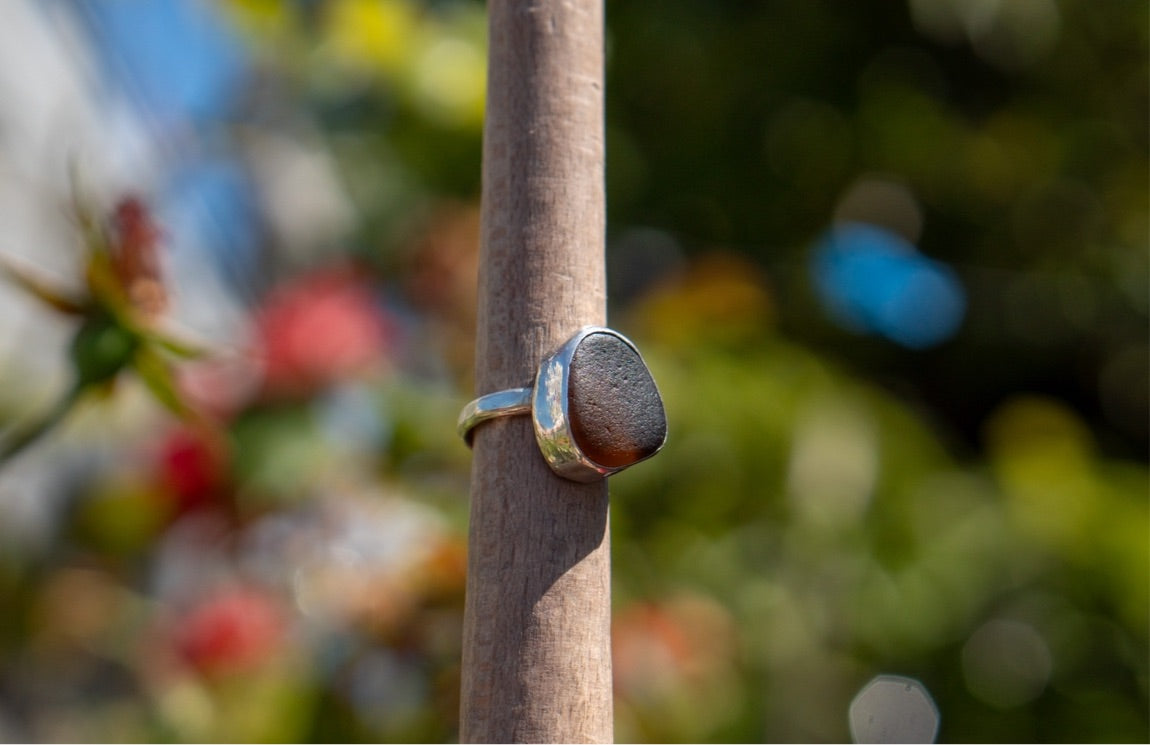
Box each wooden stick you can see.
[459,0,611,742]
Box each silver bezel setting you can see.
[457,326,666,482]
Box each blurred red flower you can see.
[255,268,392,398]
[175,586,286,677]
[156,426,229,516]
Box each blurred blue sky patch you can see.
[75,0,248,124]
[162,159,262,292]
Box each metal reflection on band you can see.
[457,387,532,447]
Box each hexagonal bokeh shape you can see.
[849,674,940,744]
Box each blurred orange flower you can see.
[613,593,736,700]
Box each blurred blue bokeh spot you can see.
[812,222,966,349]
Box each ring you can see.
[458,326,667,482]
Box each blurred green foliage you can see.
[0,0,1145,742]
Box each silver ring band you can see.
[457,386,532,445]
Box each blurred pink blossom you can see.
[254,268,393,398]
[174,586,286,677]
[177,354,262,419]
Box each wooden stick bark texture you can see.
[460,0,611,742]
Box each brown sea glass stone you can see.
[566,331,666,468]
